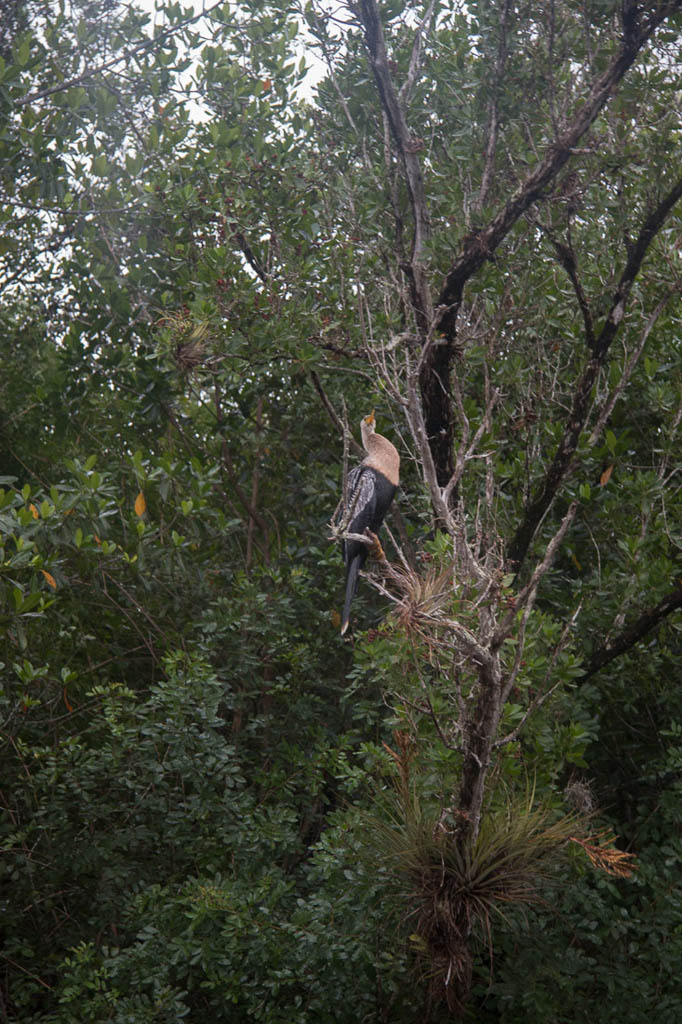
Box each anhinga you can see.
[337,412,400,635]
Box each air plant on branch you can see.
[368,551,457,648]
[367,733,636,1016]
[156,311,218,374]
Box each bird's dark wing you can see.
[334,466,374,533]
[345,466,376,530]
[339,467,376,635]
[337,466,397,635]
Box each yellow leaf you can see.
[134,492,146,517]
[600,465,614,486]
[29,503,39,519]
[41,569,57,589]
[63,687,73,712]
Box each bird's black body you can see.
[336,413,400,634]
[340,465,397,635]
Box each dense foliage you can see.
[2,0,682,1020]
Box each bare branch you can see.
[399,0,436,107]
[500,601,582,718]
[443,389,499,508]
[495,678,565,749]
[499,599,535,706]
[405,371,455,532]
[417,675,461,750]
[329,529,376,548]
[233,230,268,284]
[496,501,579,647]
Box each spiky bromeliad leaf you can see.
[363,786,585,1013]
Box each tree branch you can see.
[435,1,682,338]
[581,582,682,680]
[542,225,596,348]
[506,172,682,572]
[418,1,682,493]
[310,370,364,457]
[233,229,268,284]
[399,0,436,107]
[587,284,682,445]
[495,501,579,647]
[358,0,432,330]
[405,358,455,532]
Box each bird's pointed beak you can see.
[367,410,375,425]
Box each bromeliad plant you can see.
[368,733,635,1016]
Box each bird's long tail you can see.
[341,552,364,635]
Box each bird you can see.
[337,411,400,635]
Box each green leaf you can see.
[16,36,31,67]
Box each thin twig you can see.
[495,500,579,646]
[310,371,364,455]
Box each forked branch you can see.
[435,1,682,339]
[506,173,682,572]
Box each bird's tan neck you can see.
[364,434,400,487]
